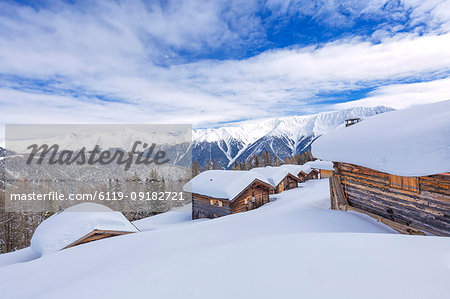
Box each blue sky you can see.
[0,0,449,141]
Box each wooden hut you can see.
[31,203,139,255]
[280,164,307,183]
[185,170,274,219]
[297,170,308,182]
[305,169,319,180]
[345,118,361,127]
[251,166,301,193]
[280,163,323,182]
[312,100,450,236]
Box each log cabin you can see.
[31,203,139,255]
[280,164,307,182]
[280,163,325,182]
[185,170,274,219]
[297,170,308,182]
[251,166,301,193]
[305,169,319,180]
[312,100,450,236]
[345,118,361,127]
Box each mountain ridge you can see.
[192,106,395,168]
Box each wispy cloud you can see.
[0,0,449,141]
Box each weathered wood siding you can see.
[192,181,272,219]
[330,162,450,236]
[63,230,134,250]
[305,170,319,181]
[319,169,333,179]
[297,172,307,183]
[285,174,299,190]
[274,175,299,193]
[192,194,231,219]
[230,183,271,214]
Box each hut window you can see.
[210,199,223,207]
[389,175,419,192]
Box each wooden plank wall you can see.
[297,172,307,183]
[305,170,319,181]
[284,175,299,190]
[192,182,271,219]
[230,184,270,214]
[63,230,134,249]
[331,162,450,236]
[320,169,333,179]
[192,194,231,219]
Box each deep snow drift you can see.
[30,203,139,256]
[1,180,449,299]
[312,100,450,176]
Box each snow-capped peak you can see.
[192,106,394,168]
[193,106,393,144]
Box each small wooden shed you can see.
[297,170,308,182]
[31,203,139,255]
[345,118,361,127]
[251,166,301,193]
[305,169,319,180]
[312,100,450,236]
[185,170,274,219]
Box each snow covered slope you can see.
[1,180,449,299]
[313,100,450,176]
[193,106,393,168]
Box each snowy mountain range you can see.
[192,106,394,168]
[3,126,192,168]
[0,106,393,170]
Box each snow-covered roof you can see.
[306,160,334,171]
[279,164,305,176]
[31,203,138,256]
[280,163,316,176]
[183,170,272,200]
[251,166,296,186]
[312,100,450,177]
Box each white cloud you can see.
[0,0,449,134]
[334,78,450,109]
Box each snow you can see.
[250,166,293,185]
[7,126,192,153]
[183,170,273,200]
[30,203,139,256]
[312,100,450,176]
[193,106,392,144]
[193,106,393,168]
[280,160,334,177]
[1,180,449,299]
[306,160,334,171]
[279,163,305,176]
[0,247,39,268]
[132,204,193,231]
